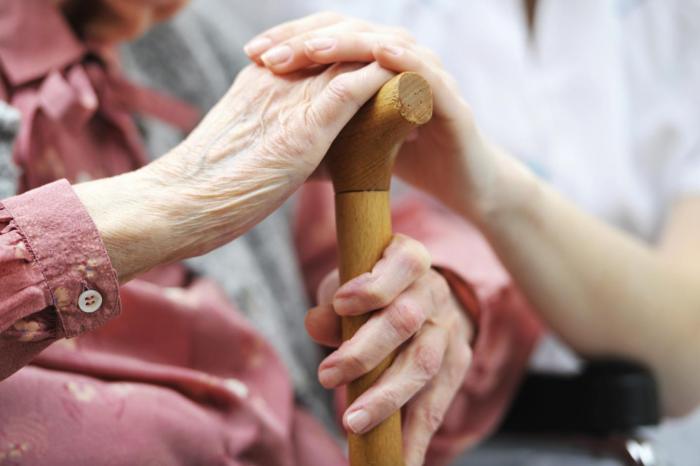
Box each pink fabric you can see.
[0,180,120,380]
[0,1,542,464]
[0,0,199,192]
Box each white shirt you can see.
[294,0,700,242]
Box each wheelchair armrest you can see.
[499,359,660,436]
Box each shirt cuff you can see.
[2,179,120,337]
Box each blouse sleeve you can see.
[0,179,120,380]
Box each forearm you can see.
[73,142,306,284]
[73,168,186,283]
[468,148,700,416]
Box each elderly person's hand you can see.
[244,12,511,222]
[305,234,473,466]
[75,61,395,282]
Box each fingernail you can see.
[305,37,337,52]
[243,36,272,56]
[319,367,342,387]
[346,409,371,434]
[261,45,292,66]
[381,44,403,56]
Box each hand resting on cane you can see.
[73,62,395,282]
[246,14,482,466]
[251,12,700,424]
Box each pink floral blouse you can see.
[0,1,542,465]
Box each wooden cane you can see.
[325,72,433,466]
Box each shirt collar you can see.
[0,0,87,87]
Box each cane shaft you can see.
[335,192,402,465]
[326,72,433,466]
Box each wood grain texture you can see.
[325,72,433,466]
[326,72,433,193]
[336,192,401,466]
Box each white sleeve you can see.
[663,0,700,201]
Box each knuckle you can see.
[363,280,391,307]
[429,272,451,305]
[387,300,424,339]
[458,344,473,369]
[394,236,431,276]
[376,386,403,412]
[325,74,357,106]
[449,344,473,382]
[344,349,371,375]
[418,404,445,432]
[413,344,442,379]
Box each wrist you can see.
[463,141,544,231]
[74,167,191,282]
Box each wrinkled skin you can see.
[79,61,398,281]
[148,62,399,258]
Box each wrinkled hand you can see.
[78,62,394,281]
[245,12,500,218]
[306,234,473,466]
[155,62,394,253]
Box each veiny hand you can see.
[77,62,395,281]
[305,234,473,466]
[244,12,504,219]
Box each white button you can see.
[78,290,102,313]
